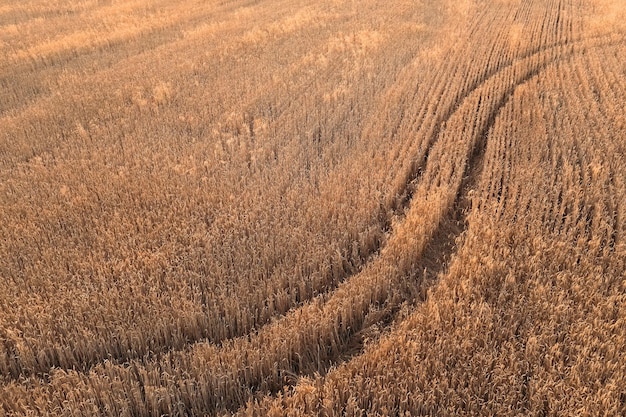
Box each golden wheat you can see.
[1,0,625,415]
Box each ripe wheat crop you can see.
[1,0,625,415]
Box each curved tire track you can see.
[202,27,626,417]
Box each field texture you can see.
[1,0,626,415]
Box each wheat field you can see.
[1,0,625,415]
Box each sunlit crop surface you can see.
[1,0,625,415]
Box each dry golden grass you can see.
[1,0,625,415]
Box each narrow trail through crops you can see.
[208,0,625,413]
[224,1,626,414]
